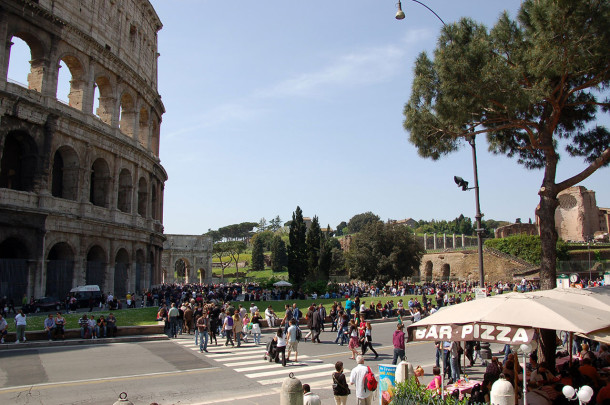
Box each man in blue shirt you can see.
[43,314,55,341]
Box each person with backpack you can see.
[286,319,300,363]
[349,355,375,405]
[223,311,234,346]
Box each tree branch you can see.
[555,147,610,192]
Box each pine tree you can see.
[306,216,321,278]
[271,235,287,272]
[288,206,307,288]
[251,236,265,272]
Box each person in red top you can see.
[597,376,610,404]
[392,323,405,365]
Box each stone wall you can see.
[555,186,609,242]
[0,0,167,301]
[417,249,530,283]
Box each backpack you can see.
[296,327,302,341]
[364,366,377,392]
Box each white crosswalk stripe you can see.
[170,336,351,388]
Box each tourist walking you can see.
[361,322,378,358]
[349,355,373,405]
[347,320,360,359]
[251,311,262,344]
[273,327,287,366]
[286,319,299,362]
[196,311,209,352]
[223,311,234,346]
[392,323,405,365]
[332,361,350,405]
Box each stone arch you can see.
[441,263,451,281]
[174,258,190,283]
[114,248,130,298]
[46,242,75,299]
[0,131,38,191]
[86,245,106,287]
[424,261,433,282]
[138,107,149,147]
[117,168,133,213]
[0,237,30,302]
[51,145,79,200]
[7,32,47,92]
[90,158,111,208]
[94,75,114,124]
[56,53,87,110]
[135,249,145,294]
[197,268,206,284]
[137,176,148,217]
[119,92,136,138]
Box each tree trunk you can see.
[536,175,560,371]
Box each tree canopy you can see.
[346,222,424,285]
[347,212,382,234]
[403,0,609,368]
[288,206,307,288]
[403,0,609,291]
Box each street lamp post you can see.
[394,2,485,288]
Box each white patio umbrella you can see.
[529,286,610,312]
[273,280,292,287]
[408,290,610,343]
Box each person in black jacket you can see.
[332,361,350,404]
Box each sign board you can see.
[409,323,535,344]
[378,364,397,405]
[475,288,487,300]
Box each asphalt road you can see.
[0,321,498,404]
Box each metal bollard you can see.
[490,376,515,405]
[113,392,134,405]
[280,373,303,405]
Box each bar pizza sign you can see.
[410,323,535,344]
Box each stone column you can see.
[433,233,437,250]
[423,233,427,250]
[462,234,465,248]
[443,233,447,249]
[453,234,456,249]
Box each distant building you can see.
[552,186,609,242]
[388,218,418,228]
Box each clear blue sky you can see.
[8,1,609,234]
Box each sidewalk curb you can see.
[0,334,169,351]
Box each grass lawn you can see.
[5,293,476,333]
[5,307,158,333]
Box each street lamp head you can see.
[454,176,469,191]
[395,1,406,20]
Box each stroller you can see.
[263,338,277,362]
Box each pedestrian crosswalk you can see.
[171,336,350,389]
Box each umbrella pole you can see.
[441,343,446,400]
[568,332,574,368]
[514,354,519,405]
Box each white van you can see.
[70,285,102,308]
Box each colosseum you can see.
[0,0,167,302]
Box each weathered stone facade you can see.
[0,0,167,301]
[554,186,609,242]
[494,223,538,239]
[417,249,530,283]
[161,235,213,285]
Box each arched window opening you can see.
[46,242,74,299]
[6,37,31,87]
[114,248,130,298]
[174,259,187,283]
[0,131,38,191]
[425,261,433,282]
[90,158,110,208]
[0,238,29,302]
[51,146,79,200]
[86,245,106,287]
[94,76,113,125]
[137,177,148,217]
[138,108,149,147]
[119,92,135,138]
[117,168,133,213]
[441,263,451,281]
[57,55,86,110]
